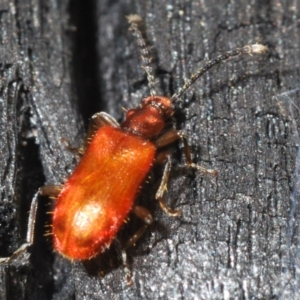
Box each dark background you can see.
[0,0,300,299]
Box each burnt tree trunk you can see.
[0,0,299,299]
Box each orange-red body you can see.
[52,96,173,260]
[53,125,156,259]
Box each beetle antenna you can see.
[171,44,268,102]
[127,14,157,96]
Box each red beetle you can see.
[52,96,172,259]
[0,15,267,277]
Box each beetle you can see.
[0,14,267,279]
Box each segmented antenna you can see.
[127,15,157,96]
[171,44,268,102]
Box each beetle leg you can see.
[86,112,120,146]
[120,248,133,286]
[156,129,217,176]
[155,129,180,149]
[115,206,153,284]
[40,185,63,198]
[124,205,153,249]
[180,133,218,176]
[61,138,85,156]
[0,185,63,264]
[155,130,216,217]
[63,112,121,155]
[0,190,40,263]
[113,239,133,285]
[155,150,171,164]
[156,155,182,217]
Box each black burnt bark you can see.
[0,0,299,299]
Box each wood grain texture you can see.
[0,0,299,299]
